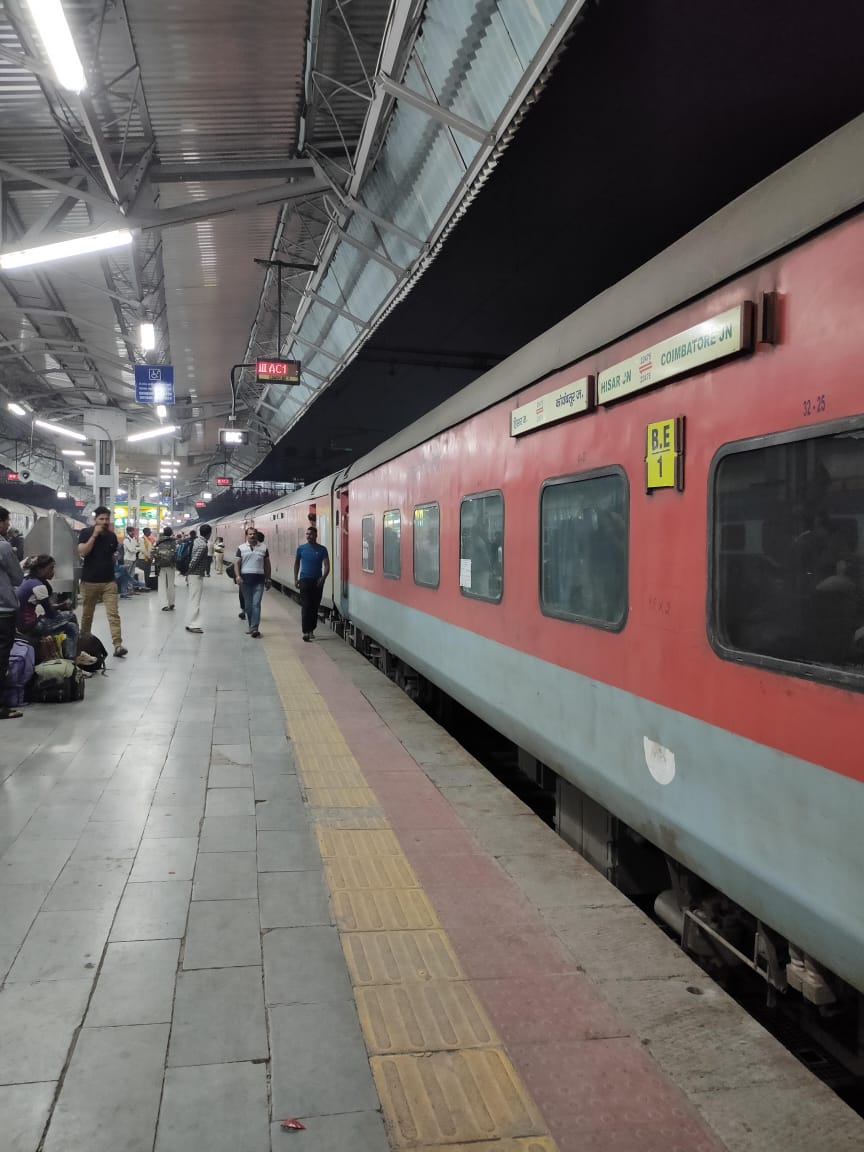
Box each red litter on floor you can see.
[280,1119,305,1131]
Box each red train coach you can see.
[333,113,864,1042]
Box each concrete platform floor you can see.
[1,577,862,1152]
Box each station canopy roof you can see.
[0,0,588,501]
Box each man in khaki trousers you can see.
[77,506,127,658]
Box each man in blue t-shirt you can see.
[293,525,330,641]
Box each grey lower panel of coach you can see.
[349,586,864,994]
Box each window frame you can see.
[708,415,864,692]
[382,508,401,579]
[538,465,629,632]
[412,501,440,589]
[361,514,375,574]
[458,489,505,604]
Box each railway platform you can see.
[1,579,862,1152]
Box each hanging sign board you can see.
[134,365,175,404]
[598,304,753,405]
[219,428,249,446]
[510,376,595,437]
[645,417,684,492]
[215,476,233,487]
[256,359,300,384]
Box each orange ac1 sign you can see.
[256,358,300,384]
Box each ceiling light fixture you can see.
[139,321,156,351]
[61,449,85,456]
[57,490,68,498]
[34,418,87,441]
[156,404,167,419]
[7,402,27,417]
[147,491,159,499]
[127,424,178,443]
[0,229,133,271]
[26,0,86,93]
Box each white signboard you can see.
[597,304,752,405]
[459,559,472,589]
[510,376,594,437]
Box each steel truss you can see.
[230,0,589,479]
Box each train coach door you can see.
[338,487,349,612]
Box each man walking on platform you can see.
[0,506,25,719]
[78,506,127,658]
[185,524,211,634]
[294,524,330,642]
[235,526,271,638]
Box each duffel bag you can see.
[31,659,86,703]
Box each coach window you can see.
[540,469,628,629]
[413,503,440,587]
[712,424,864,686]
[383,510,401,578]
[460,492,503,602]
[361,515,375,573]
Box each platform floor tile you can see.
[304,786,379,808]
[333,887,439,932]
[371,1048,547,1148]
[316,827,403,857]
[298,768,370,788]
[356,980,499,1054]
[310,810,391,829]
[342,930,465,986]
[325,855,420,891]
[420,1142,557,1152]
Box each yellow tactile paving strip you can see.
[262,635,558,1152]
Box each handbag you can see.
[224,561,235,579]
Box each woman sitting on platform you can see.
[16,554,80,659]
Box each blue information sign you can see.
[134,365,175,404]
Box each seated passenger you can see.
[115,557,134,599]
[16,554,80,660]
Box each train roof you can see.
[337,112,864,483]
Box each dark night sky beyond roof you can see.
[251,0,864,483]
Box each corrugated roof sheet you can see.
[251,0,585,465]
[126,0,307,163]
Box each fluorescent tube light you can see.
[34,418,87,441]
[156,404,167,419]
[203,492,212,501]
[0,229,133,271]
[26,0,86,93]
[61,448,84,456]
[127,424,178,443]
[147,491,159,499]
[139,321,156,350]
[7,402,27,416]
[57,490,67,498]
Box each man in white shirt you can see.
[123,528,139,579]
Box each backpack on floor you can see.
[175,539,193,575]
[31,659,85,703]
[2,639,36,707]
[77,632,108,674]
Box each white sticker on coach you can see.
[644,737,675,785]
[459,559,472,589]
